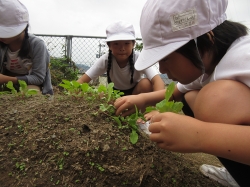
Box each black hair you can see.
[107,49,135,84]
[176,20,249,70]
[18,24,30,58]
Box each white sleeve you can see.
[85,54,107,80]
[177,78,203,93]
[142,66,159,81]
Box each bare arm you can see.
[0,74,18,84]
[149,112,250,165]
[114,89,166,116]
[150,75,165,91]
[114,83,184,116]
[77,73,91,84]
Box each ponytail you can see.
[18,24,30,58]
[107,49,112,83]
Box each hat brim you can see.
[135,40,189,71]
[106,33,135,42]
[0,23,27,38]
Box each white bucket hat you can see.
[135,0,228,71]
[0,0,29,38]
[106,21,136,42]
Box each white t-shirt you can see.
[86,51,158,90]
[177,35,250,93]
[5,49,32,74]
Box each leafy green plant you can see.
[145,82,183,113]
[19,80,38,97]
[2,80,38,97]
[60,81,124,112]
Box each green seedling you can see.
[57,158,64,170]
[59,80,82,96]
[89,162,95,167]
[5,80,38,97]
[96,164,104,172]
[145,82,183,113]
[63,152,69,156]
[19,80,38,97]
[6,81,17,95]
[16,162,25,171]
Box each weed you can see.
[16,162,25,171]
[63,152,69,156]
[96,164,104,172]
[57,158,64,170]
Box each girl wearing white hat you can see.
[77,21,165,96]
[114,0,250,186]
[0,0,53,95]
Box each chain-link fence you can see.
[36,34,172,85]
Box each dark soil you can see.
[0,91,223,187]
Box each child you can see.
[114,0,250,186]
[0,0,53,95]
[77,21,165,95]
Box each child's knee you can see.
[135,78,152,94]
[193,80,250,124]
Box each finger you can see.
[148,121,161,133]
[136,118,145,124]
[144,113,152,121]
[114,103,128,116]
[149,131,163,142]
[120,107,135,117]
[150,113,161,123]
[114,98,125,108]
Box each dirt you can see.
[0,90,224,187]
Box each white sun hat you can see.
[135,0,228,71]
[0,0,29,38]
[105,21,136,42]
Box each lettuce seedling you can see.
[145,82,183,113]
[19,80,38,97]
[5,80,38,97]
[6,81,18,95]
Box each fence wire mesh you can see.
[36,34,172,85]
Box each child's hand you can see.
[149,112,202,153]
[136,110,160,124]
[144,110,160,122]
[114,95,146,116]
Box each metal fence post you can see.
[66,35,72,65]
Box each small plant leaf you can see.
[130,130,138,144]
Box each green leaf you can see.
[98,84,107,93]
[6,81,17,94]
[107,83,114,102]
[80,83,90,92]
[130,130,138,144]
[71,80,80,88]
[113,116,122,128]
[165,82,175,102]
[26,89,38,96]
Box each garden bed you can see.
[0,92,223,187]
